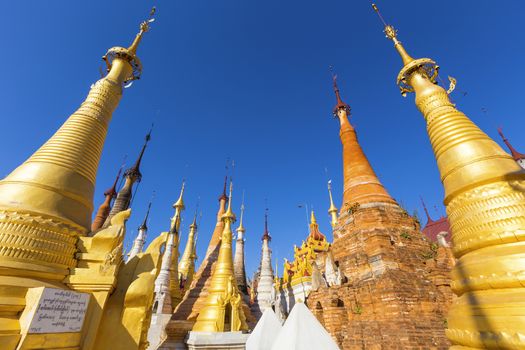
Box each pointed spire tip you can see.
[331,70,351,117]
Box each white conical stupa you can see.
[246,309,283,350]
[271,302,340,350]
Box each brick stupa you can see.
[306,75,454,349]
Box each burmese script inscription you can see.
[28,288,89,333]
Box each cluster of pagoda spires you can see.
[87,65,525,318]
[85,53,525,325]
[0,3,523,348]
[91,129,152,232]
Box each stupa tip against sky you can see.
[0,1,523,350]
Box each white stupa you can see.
[246,309,283,350]
[271,302,340,350]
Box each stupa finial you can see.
[125,125,153,182]
[371,2,440,97]
[420,196,434,224]
[331,68,351,117]
[103,7,156,83]
[327,180,338,228]
[128,7,156,55]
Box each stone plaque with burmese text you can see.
[24,287,90,334]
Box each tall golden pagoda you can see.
[373,3,525,348]
[0,7,153,293]
[160,177,255,348]
[192,181,248,332]
[0,7,157,350]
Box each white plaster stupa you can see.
[246,309,282,350]
[271,302,340,350]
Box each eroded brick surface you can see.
[307,205,454,350]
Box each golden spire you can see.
[310,210,317,225]
[332,73,396,207]
[165,181,185,308]
[224,181,234,219]
[308,210,328,244]
[373,2,525,347]
[171,181,185,232]
[192,180,247,332]
[372,4,413,66]
[178,207,198,286]
[127,7,156,55]
[173,181,186,209]
[103,7,156,84]
[0,8,156,282]
[327,180,338,228]
[371,3,437,97]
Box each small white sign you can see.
[28,288,90,334]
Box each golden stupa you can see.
[192,181,248,332]
[0,8,168,350]
[373,3,525,348]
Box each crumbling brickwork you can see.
[307,205,454,349]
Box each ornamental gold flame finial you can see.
[103,7,156,83]
[372,2,438,97]
[128,7,156,55]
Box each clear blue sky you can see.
[1,1,524,277]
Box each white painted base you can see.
[186,331,249,350]
[147,313,172,350]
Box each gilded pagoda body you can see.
[374,4,525,347]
